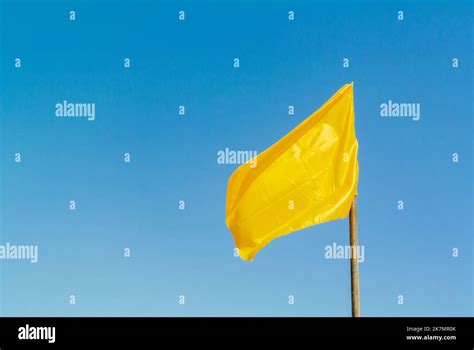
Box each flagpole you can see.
[349,196,360,317]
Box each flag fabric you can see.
[225,83,359,261]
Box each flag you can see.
[225,83,359,261]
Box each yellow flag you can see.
[225,83,359,261]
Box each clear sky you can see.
[0,0,472,316]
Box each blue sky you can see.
[0,0,472,316]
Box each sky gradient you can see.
[0,0,472,316]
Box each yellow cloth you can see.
[225,83,359,261]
